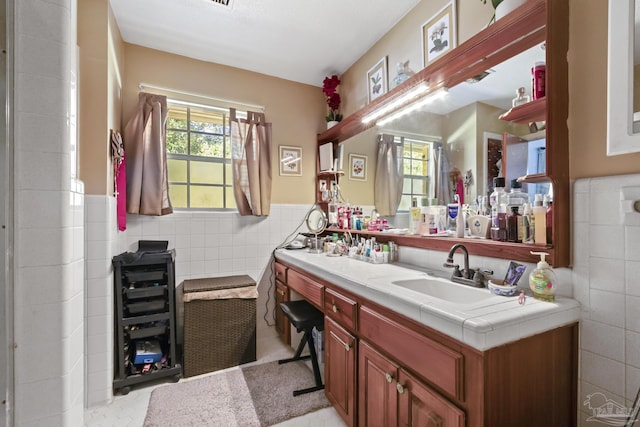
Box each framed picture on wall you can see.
[348,154,368,181]
[279,145,302,176]
[422,2,457,67]
[367,56,388,104]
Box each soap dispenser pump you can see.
[529,251,557,302]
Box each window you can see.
[166,100,243,210]
[397,137,434,211]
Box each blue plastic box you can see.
[134,340,162,364]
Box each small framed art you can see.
[348,154,367,181]
[367,56,388,104]
[422,2,457,67]
[279,145,302,176]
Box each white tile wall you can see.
[83,200,314,407]
[574,174,640,423]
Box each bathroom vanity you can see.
[274,249,579,427]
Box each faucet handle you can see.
[452,265,463,277]
[472,268,492,287]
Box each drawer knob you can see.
[332,304,338,313]
[385,373,393,383]
[396,383,405,394]
[277,289,284,296]
[344,343,351,352]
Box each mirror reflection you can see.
[337,43,550,213]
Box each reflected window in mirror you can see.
[398,137,436,211]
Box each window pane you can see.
[398,195,411,211]
[225,163,232,183]
[168,158,187,182]
[191,133,224,157]
[191,185,223,208]
[167,129,188,154]
[169,184,187,208]
[412,159,428,176]
[167,105,188,130]
[191,160,224,185]
[226,187,236,209]
[190,108,225,134]
[412,178,428,196]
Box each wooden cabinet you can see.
[325,317,357,427]
[275,258,578,427]
[397,369,465,427]
[359,341,464,427]
[275,280,290,345]
[274,262,290,344]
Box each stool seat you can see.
[280,300,324,333]
[278,299,325,396]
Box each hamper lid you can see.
[182,275,256,293]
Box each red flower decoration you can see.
[322,74,343,122]
[327,93,341,111]
[322,75,340,96]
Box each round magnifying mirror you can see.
[305,206,327,253]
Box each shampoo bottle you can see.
[529,251,557,302]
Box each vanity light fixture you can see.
[361,82,429,124]
[376,87,449,126]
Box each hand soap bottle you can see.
[529,251,557,302]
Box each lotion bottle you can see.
[529,251,557,302]
[409,197,421,235]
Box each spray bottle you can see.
[529,251,557,302]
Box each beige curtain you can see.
[230,108,272,216]
[124,92,173,216]
[374,134,404,216]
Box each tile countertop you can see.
[275,249,580,351]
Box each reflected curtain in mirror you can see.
[374,134,403,216]
[124,92,173,216]
[434,144,453,206]
[230,108,272,216]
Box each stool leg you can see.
[291,331,324,397]
[278,330,312,364]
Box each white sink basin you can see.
[392,278,494,304]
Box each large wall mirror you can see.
[338,43,550,212]
[607,0,640,155]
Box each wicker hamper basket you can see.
[182,275,257,378]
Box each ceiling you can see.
[109,0,421,87]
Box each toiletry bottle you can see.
[544,194,553,244]
[455,195,465,238]
[489,177,507,240]
[512,87,531,107]
[409,197,421,235]
[507,179,529,214]
[531,61,546,100]
[419,197,430,235]
[507,206,522,243]
[522,203,533,244]
[532,194,547,245]
[447,199,459,235]
[529,251,557,302]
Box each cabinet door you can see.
[325,317,357,427]
[275,280,290,345]
[397,369,464,427]
[358,341,398,427]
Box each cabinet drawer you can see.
[274,262,287,283]
[324,288,357,331]
[287,269,324,309]
[359,305,464,401]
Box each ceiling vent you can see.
[211,0,231,5]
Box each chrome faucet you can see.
[443,244,492,288]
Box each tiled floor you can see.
[84,328,346,426]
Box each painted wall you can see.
[122,44,325,205]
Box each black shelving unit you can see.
[112,248,181,395]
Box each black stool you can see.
[278,300,325,396]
